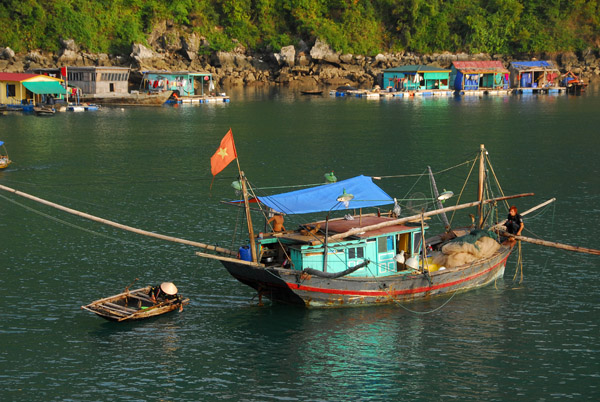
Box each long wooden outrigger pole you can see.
[328,192,534,243]
[0,184,237,256]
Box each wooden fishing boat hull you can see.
[81,286,189,321]
[34,106,56,116]
[220,246,512,307]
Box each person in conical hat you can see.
[160,282,178,295]
[149,282,181,305]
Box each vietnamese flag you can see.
[210,129,237,176]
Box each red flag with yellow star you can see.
[210,129,237,176]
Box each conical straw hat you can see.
[160,282,178,295]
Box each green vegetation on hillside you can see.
[1,0,598,55]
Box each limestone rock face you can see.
[279,45,295,67]
[310,39,340,64]
[1,47,15,59]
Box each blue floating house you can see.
[451,61,509,91]
[509,61,561,92]
[382,65,451,92]
[141,70,214,97]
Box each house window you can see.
[6,84,16,97]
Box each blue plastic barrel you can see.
[239,246,252,261]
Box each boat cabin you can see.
[235,175,429,278]
[255,215,426,278]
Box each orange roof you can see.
[0,72,40,82]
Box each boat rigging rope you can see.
[512,240,524,284]
[448,154,479,226]
[361,262,460,314]
[0,193,185,256]
[374,159,473,179]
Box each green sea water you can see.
[1,87,599,401]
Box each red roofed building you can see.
[450,61,509,91]
[0,72,65,105]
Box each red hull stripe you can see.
[285,255,508,297]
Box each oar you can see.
[500,231,600,256]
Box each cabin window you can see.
[413,232,422,255]
[6,84,16,97]
[378,236,394,253]
[348,247,364,259]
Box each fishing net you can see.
[432,229,501,268]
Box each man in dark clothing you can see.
[506,206,524,236]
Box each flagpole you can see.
[236,154,257,263]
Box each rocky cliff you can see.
[2,33,599,90]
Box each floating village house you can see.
[141,71,214,97]
[0,72,65,106]
[450,61,509,92]
[382,65,451,92]
[508,61,561,92]
[30,66,131,97]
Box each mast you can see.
[239,170,257,263]
[477,144,485,227]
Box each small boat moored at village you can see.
[81,284,189,322]
[0,140,12,169]
[33,105,56,116]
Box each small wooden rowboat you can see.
[81,286,189,321]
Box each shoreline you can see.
[2,40,598,91]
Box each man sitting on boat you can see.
[267,213,286,232]
[505,206,524,236]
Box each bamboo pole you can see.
[478,144,485,227]
[491,198,556,230]
[0,184,237,256]
[500,231,600,256]
[327,193,534,243]
[195,251,265,267]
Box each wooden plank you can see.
[328,193,534,242]
[104,302,137,314]
[501,231,600,256]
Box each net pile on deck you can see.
[432,229,501,268]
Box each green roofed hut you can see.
[382,65,452,96]
[141,71,229,104]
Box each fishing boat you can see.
[562,71,588,94]
[0,140,11,169]
[193,142,546,307]
[81,286,189,322]
[301,89,323,95]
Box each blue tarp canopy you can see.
[511,61,556,70]
[256,175,394,215]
